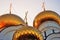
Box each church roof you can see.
[0,14,26,29]
[13,26,43,40]
[33,10,60,29]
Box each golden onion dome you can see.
[13,26,43,40]
[33,10,60,29]
[0,14,26,29]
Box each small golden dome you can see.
[13,26,43,40]
[0,14,26,29]
[33,10,60,29]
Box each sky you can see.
[0,0,60,26]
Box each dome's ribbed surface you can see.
[13,26,43,40]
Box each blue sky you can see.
[0,0,60,26]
